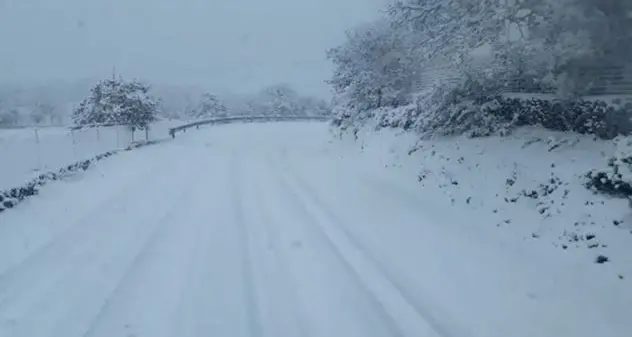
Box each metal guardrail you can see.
[168,115,331,138]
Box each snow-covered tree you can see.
[189,93,227,119]
[116,81,160,129]
[327,18,422,127]
[296,96,332,117]
[389,0,505,63]
[0,109,19,127]
[73,79,118,125]
[72,78,158,129]
[388,0,632,97]
[39,103,57,124]
[224,84,328,118]
[30,107,45,124]
[258,84,300,116]
[29,103,57,125]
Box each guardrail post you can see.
[34,128,42,171]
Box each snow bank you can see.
[0,138,167,214]
[0,151,116,213]
[342,125,632,280]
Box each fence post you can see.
[116,125,120,149]
[34,128,42,171]
[70,129,77,161]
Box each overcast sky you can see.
[0,0,384,97]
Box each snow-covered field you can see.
[0,121,630,337]
[0,121,178,191]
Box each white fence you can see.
[0,121,177,191]
[575,65,632,96]
[415,62,632,97]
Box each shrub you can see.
[0,151,117,213]
[586,136,632,199]
[407,82,632,140]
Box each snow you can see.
[0,121,631,337]
[352,125,632,256]
[603,136,632,185]
[0,121,178,191]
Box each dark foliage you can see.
[0,152,116,213]
[585,171,632,198]
[369,94,632,140]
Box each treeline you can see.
[220,84,331,119]
[66,80,331,128]
[1,79,331,129]
[0,103,63,128]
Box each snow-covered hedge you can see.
[0,139,162,213]
[362,84,632,140]
[0,152,115,213]
[428,95,631,139]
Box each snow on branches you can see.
[329,0,632,134]
[72,78,159,129]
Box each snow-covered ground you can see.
[0,121,630,337]
[348,126,632,275]
[0,121,178,191]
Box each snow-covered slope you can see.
[345,126,632,279]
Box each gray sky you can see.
[0,0,384,97]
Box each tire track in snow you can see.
[0,143,200,337]
[76,144,228,337]
[276,156,456,337]
[164,150,251,337]
[165,195,219,337]
[78,172,202,337]
[0,169,197,337]
[268,160,406,337]
[0,155,185,325]
[229,151,263,337]
[247,156,311,337]
[0,155,167,279]
[287,159,482,337]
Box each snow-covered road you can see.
[0,122,630,337]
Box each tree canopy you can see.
[72,78,159,129]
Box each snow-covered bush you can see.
[586,136,632,199]
[411,84,632,139]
